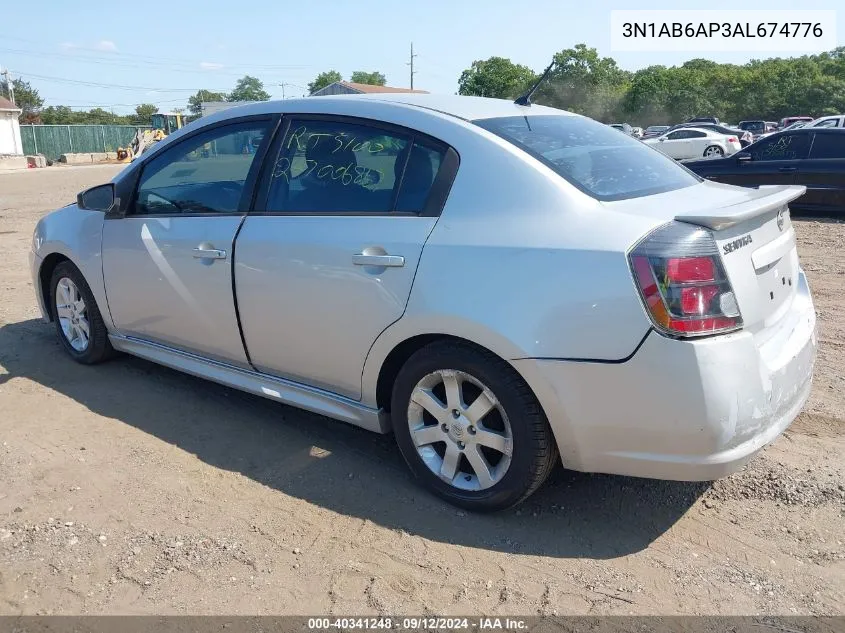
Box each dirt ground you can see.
[0,165,843,616]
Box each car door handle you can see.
[778,166,798,173]
[352,254,405,267]
[192,247,227,260]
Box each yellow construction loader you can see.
[116,112,186,162]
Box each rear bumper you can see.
[514,269,817,481]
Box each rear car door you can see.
[796,132,845,212]
[685,130,709,158]
[234,116,458,399]
[102,116,276,367]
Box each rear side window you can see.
[809,134,845,159]
[265,119,445,213]
[749,133,811,161]
[475,115,700,201]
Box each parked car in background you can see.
[738,120,768,141]
[765,122,779,133]
[642,125,670,139]
[759,120,808,139]
[28,94,816,511]
[780,116,813,128]
[609,123,634,135]
[644,127,742,159]
[805,114,845,129]
[687,116,720,125]
[684,128,845,214]
[665,122,753,147]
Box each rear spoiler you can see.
[675,185,806,231]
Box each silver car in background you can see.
[30,95,817,512]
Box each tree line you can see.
[458,44,845,125]
[5,48,844,128]
[1,71,386,126]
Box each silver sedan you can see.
[30,94,817,511]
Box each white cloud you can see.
[60,42,78,50]
[96,40,118,52]
[199,61,224,70]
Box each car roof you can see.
[204,93,573,124]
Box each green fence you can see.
[20,125,151,161]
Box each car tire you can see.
[391,340,558,512]
[50,261,116,364]
[704,145,724,157]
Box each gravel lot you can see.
[0,165,843,615]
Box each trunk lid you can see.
[605,181,806,339]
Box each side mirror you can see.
[736,152,752,162]
[77,183,116,212]
[658,137,666,141]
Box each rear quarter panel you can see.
[360,124,661,407]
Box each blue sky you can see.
[2,0,842,114]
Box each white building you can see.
[0,96,23,155]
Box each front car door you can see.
[102,116,276,367]
[709,132,809,187]
[234,116,458,399]
[795,131,845,212]
[656,130,688,158]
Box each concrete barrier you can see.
[0,155,28,172]
[26,155,48,169]
[58,152,119,165]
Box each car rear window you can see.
[474,115,700,201]
[739,121,765,131]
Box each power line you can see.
[10,69,227,92]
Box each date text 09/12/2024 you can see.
[307,617,528,630]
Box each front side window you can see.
[265,119,444,213]
[667,131,689,140]
[134,121,270,215]
[475,115,700,201]
[749,133,811,161]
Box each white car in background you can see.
[644,127,742,160]
[805,114,845,129]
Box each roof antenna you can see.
[514,59,556,107]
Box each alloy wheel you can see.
[55,277,90,352]
[406,369,513,491]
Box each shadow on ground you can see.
[0,318,709,559]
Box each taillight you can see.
[728,137,738,143]
[629,222,742,337]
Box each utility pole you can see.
[1,67,15,105]
[407,42,418,90]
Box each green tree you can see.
[536,44,630,121]
[350,71,386,86]
[308,70,342,94]
[457,57,537,99]
[228,75,270,102]
[0,78,44,122]
[134,103,158,124]
[187,89,227,115]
